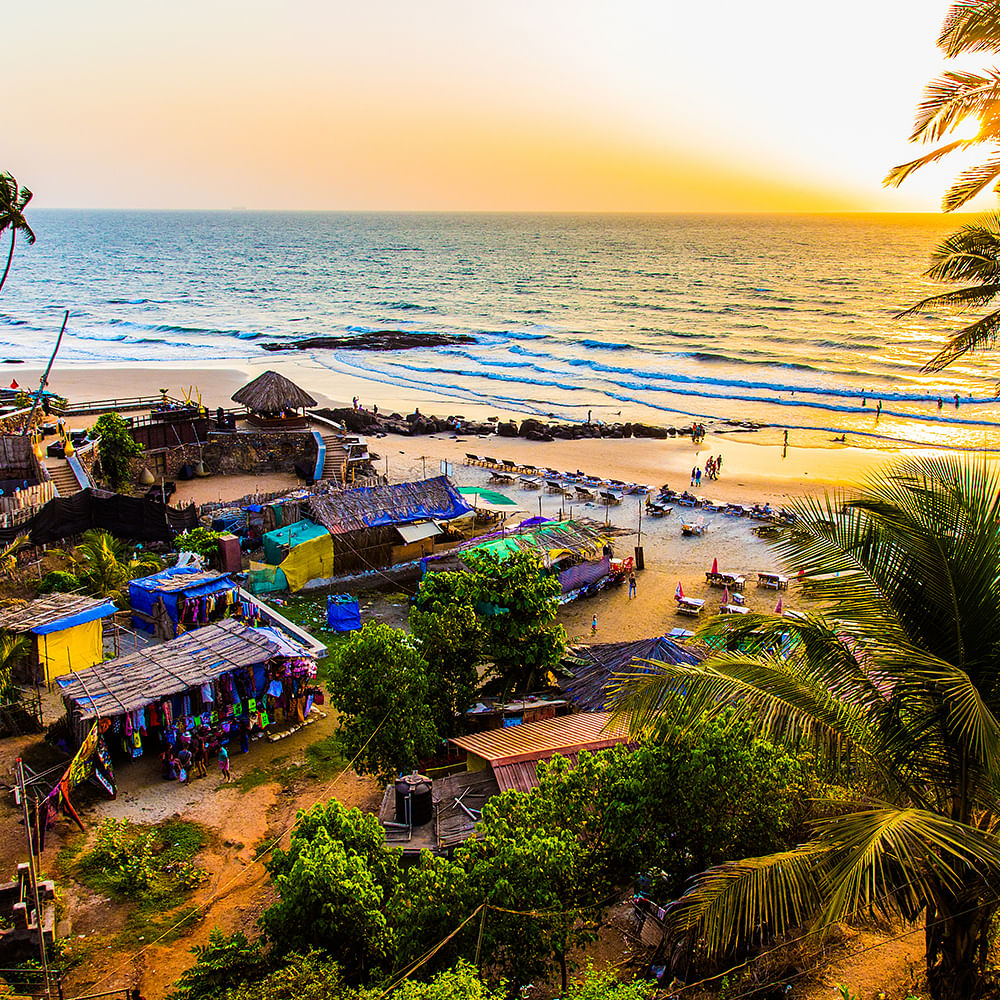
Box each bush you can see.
[175,528,223,562]
[37,570,80,594]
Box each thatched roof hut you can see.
[232,370,317,421]
[559,635,702,711]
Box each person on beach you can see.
[716,454,723,472]
[876,400,882,416]
[695,468,702,487]
[628,570,637,599]
[177,745,192,784]
[193,736,207,778]
[219,744,232,782]
[691,467,697,485]
[955,394,960,408]
[938,397,943,411]
[587,410,592,424]
[591,614,598,635]
[783,429,789,446]
[352,396,358,410]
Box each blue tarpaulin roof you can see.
[31,600,117,635]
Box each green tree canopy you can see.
[328,622,441,779]
[91,412,143,492]
[462,550,566,691]
[612,456,1000,1000]
[263,800,400,982]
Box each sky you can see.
[3,0,990,212]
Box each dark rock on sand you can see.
[261,331,474,352]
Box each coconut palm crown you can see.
[0,172,35,295]
[611,457,1000,1000]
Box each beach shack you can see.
[559,635,702,711]
[129,566,239,639]
[450,711,631,792]
[427,519,612,597]
[0,594,118,687]
[231,370,317,430]
[57,618,319,758]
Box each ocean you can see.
[3,210,1000,450]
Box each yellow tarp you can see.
[279,531,336,591]
[38,618,103,683]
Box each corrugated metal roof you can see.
[493,751,585,793]
[395,520,442,544]
[450,711,630,766]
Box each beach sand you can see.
[15,361,953,644]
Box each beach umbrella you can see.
[722,585,730,605]
[675,581,684,601]
[775,596,783,614]
[711,556,718,574]
[8,379,17,390]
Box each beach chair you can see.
[676,597,705,617]
[575,486,596,501]
[519,476,542,489]
[681,519,707,536]
[719,604,749,616]
[757,572,789,590]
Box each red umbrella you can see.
[8,380,18,390]
[722,585,730,605]
[711,557,718,575]
[775,596,784,614]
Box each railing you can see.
[0,480,55,514]
[51,395,181,417]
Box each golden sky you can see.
[3,1,983,211]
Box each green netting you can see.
[246,561,288,594]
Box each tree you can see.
[71,528,163,604]
[262,799,399,983]
[328,622,441,779]
[462,550,566,691]
[886,2,1000,371]
[167,930,269,1000]
[91,412,143,491]
[612,456,1000,1000]
[0,173,34,295]
[409,578,483,736]
[175,527,223,563]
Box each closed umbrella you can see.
[675,581,684,601]
[711,556,718,575]
[775,596,784,614]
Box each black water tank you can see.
[394,774,433,827]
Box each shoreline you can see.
[14,361,997,503]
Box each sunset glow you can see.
[3,0,985,211]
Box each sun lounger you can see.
[575,487,596,501]
[490,471,515,484]
[757,572,789,590]
[681,519,708,536]
[676,597,705,617]
[668,627,695,639]
[519,476,542,489]
[600,490,623,505]
[719,603,749,615]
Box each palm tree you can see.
[0,173,35,295]
[72,529,163,604]
[884,2,1000,371]
[0,633,25,700]
[612,456,1000,1000]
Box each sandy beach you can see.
[14,360,961,644]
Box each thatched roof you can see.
[306,476,472,534]
[0,594,118,634]
[58,618,279,720]
[560,635,702,711]
[232,370,317,412]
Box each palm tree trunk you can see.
[925,897,995,1000]
[0,231,15,295]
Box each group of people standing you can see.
[691,423,707,443]
[690,455,723,487]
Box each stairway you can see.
[321,435,348,485]
[46,459,81,497]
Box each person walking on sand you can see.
[628,570,636,599]
[691,467,697,486]
[955,394,960,408]
[194,736,207,778]
[938,397,943,411]
[695,467,702,487]
[783,429,789,446]
[219,744,232,782]
[591,614,598,635]
[716,454,723,474]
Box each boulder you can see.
[497,421,519,438]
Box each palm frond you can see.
[909,69,1000,143]
[923,307,1000,370]
[885,140,976,188]
[896,283,1000,317]
[944,154,1000,210]
[938,2,1000,57]
[665,847,823,957]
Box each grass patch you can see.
[234,765,280,792]
[303,734,347,779]
[66,818,209,949]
